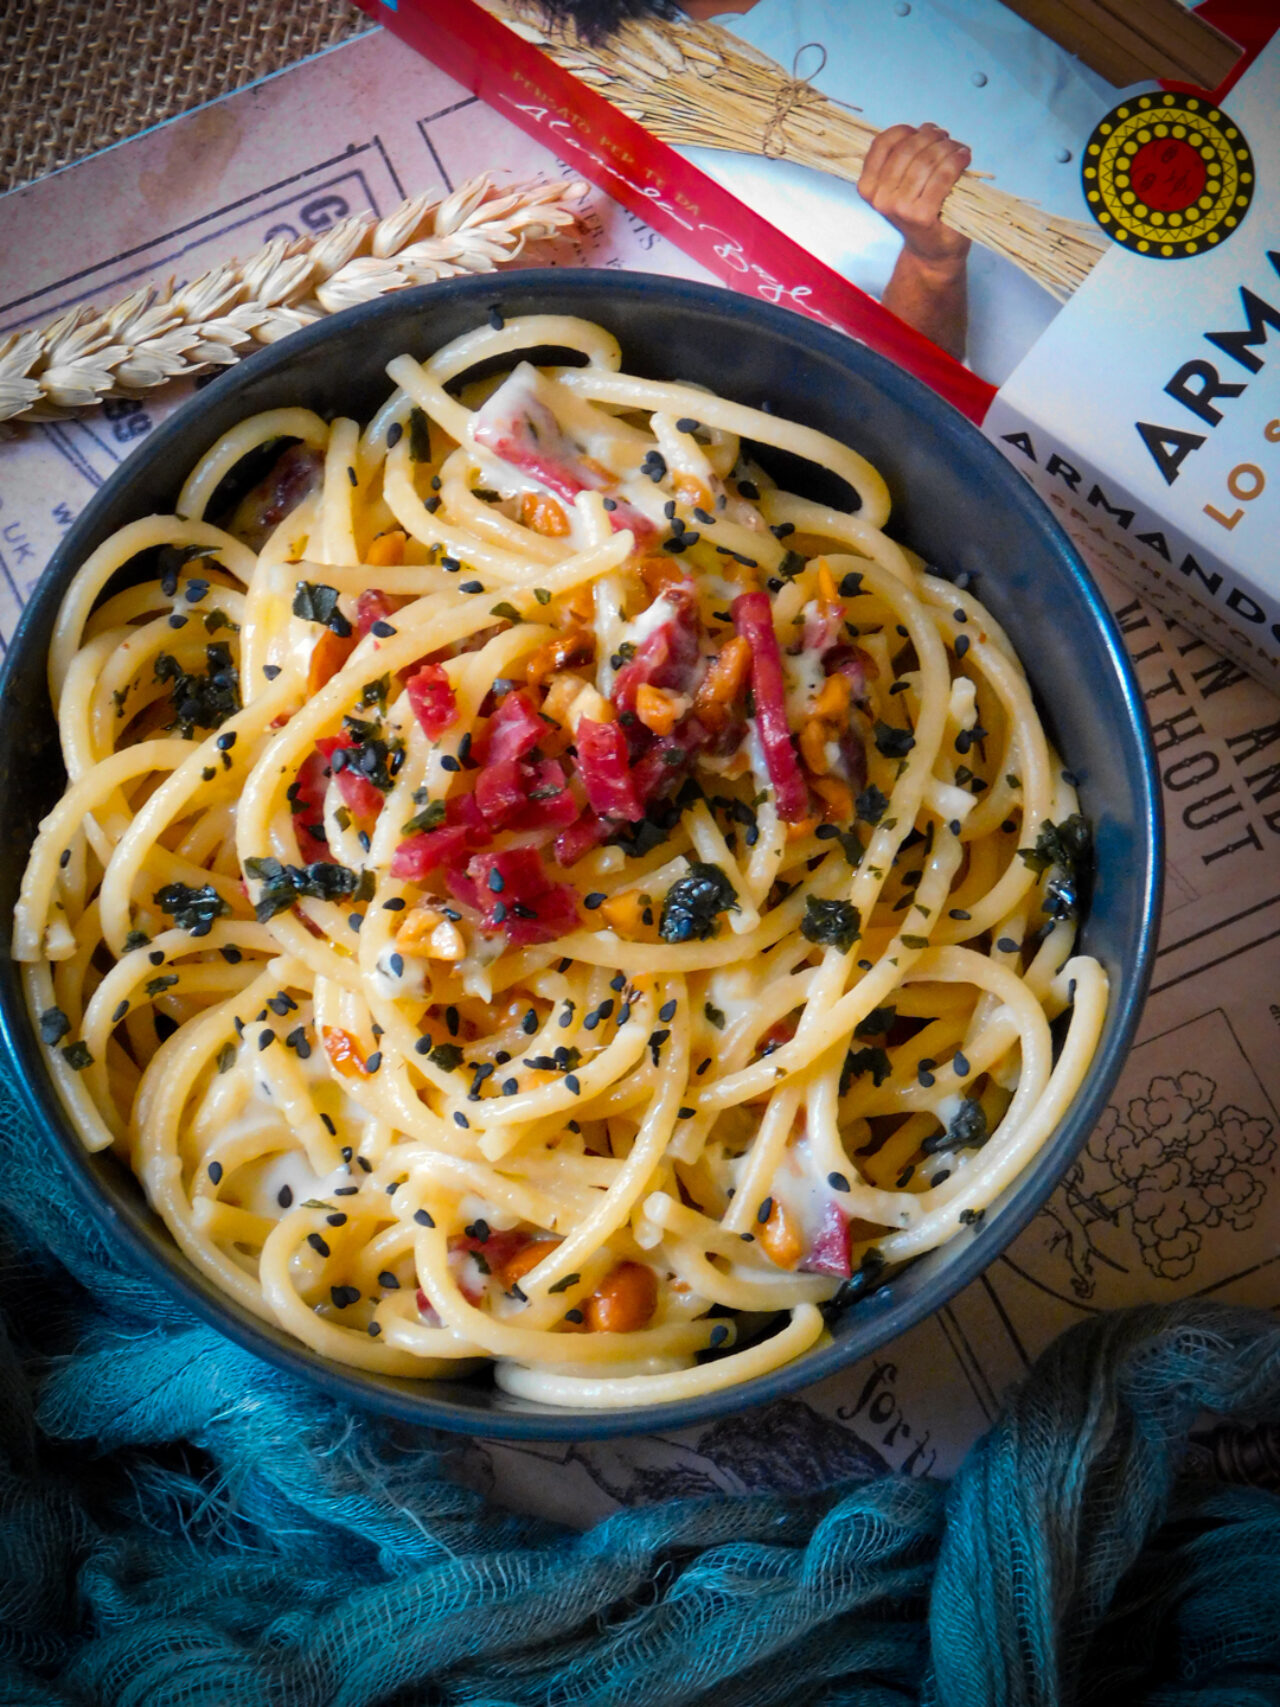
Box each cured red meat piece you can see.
[732,591,809,823]
[291,748,331,863]
[553,808,611,868]
[576,719,644,822]
[465,847,581,946]
[389,825,472,882]
[316,734,384,822]
[405,664,458,740]
[800,1199,853,1279]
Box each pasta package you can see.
[15,313,1107,1409]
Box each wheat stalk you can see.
[0,174,589,425]
[481,0,1107,301]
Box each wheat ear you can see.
[0,175,589,425]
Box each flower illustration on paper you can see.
[1046,1071,1275,1294]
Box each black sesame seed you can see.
[413,1208,435,1227]
[953,1052,970,1077]
[948,908,971,921]
[757,1197,773,1224]
[565,1074,580,1095]
[584,892,605,910]
[931,1170,952,1187]
[955,635,970,659]
[389,953,405,978]
[441,755,460,773]
[326,1212,348,1227]
[659,999,677,1022]
[208,1161,223,1184]
[149,950,166,966]
[827,1172,850,1192]
[277,1184,294,1208]
[454,1112,469,1128]
[216,731,237,751]
[996,937,1019,953]
[365,1051,382,1074]
[320,1113,337,1136]
[348,913,363,932]
[387,421,404,449]
[263,664,282,680]
[371,620,396,638]
[709,1324,730,1348]
[307,1234,331,1257]
[258,1030,274,1051]
[111,1000,129,1024]
[378,1270,400,1289]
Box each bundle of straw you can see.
[0,175,588,425]
[481,0,1107,301]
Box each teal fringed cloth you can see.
[2,1076,1279,1707]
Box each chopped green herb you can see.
[408,406,432,462]
[660,863,739,943]
[840,1046,891,1092]
[402,799,446,835]
[62,1040,94,1071]
[154,882,230,937]
[855,785,889,826]
[153,642,240,738]
[800,896,861,953]
[873,721,916,759]
[216,1042,237,1074]
[1018,814,1091,921]
[39,1007,71,1046]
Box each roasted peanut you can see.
[811,774,854,821]
[307,627,358,694]
[812,672,851,722]
[800,717,831,776]
[520,492,571,537]
[692,636,752,727]
[322,1027,372,1078]
[585,1261,658,1332]
[524,630,594,687]
[758,1199,805,1269]
[366,528,407,568]
[499,1238,560,1290]
[635,683,691,736]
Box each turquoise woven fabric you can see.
[2,1076,1279,1707]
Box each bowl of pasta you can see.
[0,272,1161,1437]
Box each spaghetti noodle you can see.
[15,314,1107,1407]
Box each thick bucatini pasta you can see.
[16,314,1107,1408]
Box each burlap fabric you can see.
[0,0,375,197]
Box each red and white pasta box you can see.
[358,0,1280,688]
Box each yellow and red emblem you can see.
[1082,91,1254,259]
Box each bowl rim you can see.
[0,269,1164,1440]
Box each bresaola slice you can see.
[575,719,644,822]
[732,590,810,822]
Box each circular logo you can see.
[1081,91,1254,259]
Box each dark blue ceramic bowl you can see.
[0,272,1162,1439]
